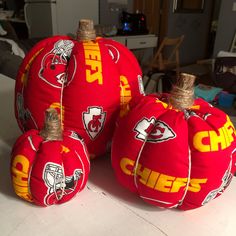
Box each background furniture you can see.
[144,35,184,93]
[110,34,157,50]
[230,31,236,53]
[110,34,158,68]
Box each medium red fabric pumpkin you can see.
[14,20,144,158]
[111,74,236,210]
[11,108,90,206]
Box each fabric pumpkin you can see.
[11,108,90,206]
[15,20,144,158]
[111,74,236,210]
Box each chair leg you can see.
[144,76,152,90]
[155,75,164,93]
[144,71,154,90]
[144,72,166,94]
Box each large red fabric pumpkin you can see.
[111,74,236,210]
[11,108,90,206]
[14,20,144,158]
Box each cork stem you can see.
[169,73,196,110]
[40,108,62,141]
[77,19,96,41]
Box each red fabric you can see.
[11,129,90,206]
[111,94,236,210]
[63,39,120,157]
[15,37,144,158]
[100,38,144,108]
[15,36,73,132]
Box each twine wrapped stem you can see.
[169,73,196,111]
[40,108,62,141]
[77,19,96,41]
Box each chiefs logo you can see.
[138,75,145,95]
[134,117,176,143]
[67,130,83,141]
[105,44,120,63]
[39,39,76,88]
[43,162,83,206]
[83,107,106,140]
[202,167,232,206]
[16,93,38,131]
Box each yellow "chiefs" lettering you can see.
[21,48,44,86]
[193,117,236,152]
[11,155,33,202]
[83,41,103,85]
[120,157,207,193]
[156,99,169,109]
[61,145,70,153]
[120,75,132,117]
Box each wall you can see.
[166,0,213,65]
[99,0,217,65]
[213,0,236,56]
[99,0,133,27]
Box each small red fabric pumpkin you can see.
[14,20,144,158]
[111,74,236,210]
[11,108,90,206]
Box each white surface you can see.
[24,0,99,38]
[0,74,236,236]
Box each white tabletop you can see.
[0,74,236,236]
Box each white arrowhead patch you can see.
[134,117,176,143]
[83,107,106,140]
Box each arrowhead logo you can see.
[134,117,176,143]
[83,107,106,140]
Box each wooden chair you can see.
[144,35,185,93]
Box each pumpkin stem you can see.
[40,108,62,141]
[77,19,96,41]
[169,73,196,110]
